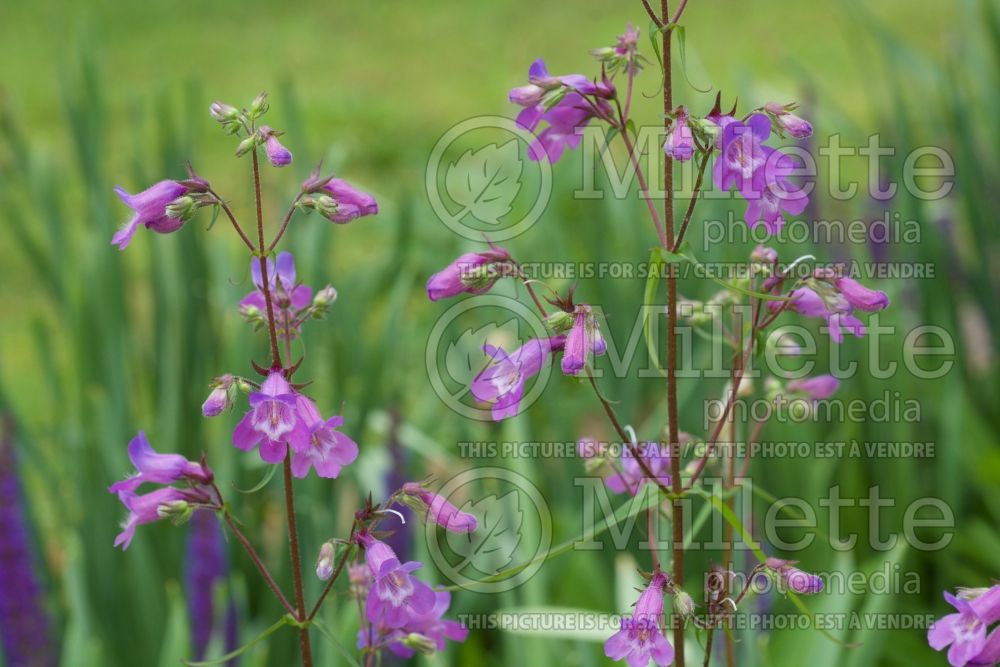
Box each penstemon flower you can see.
[559,304,606,376]
[604,571,674,667]
[240,252,317,340]
[288,395,358,479]
[359,589,468,658]
[664,107,695,161]
[604,442,671,496]
[356,531,436,629]
[426,246,511,301]
[315,178,379,224]
[111,178,207,249]
[764,558,824,595]
[108,431,214,494]
[470,336,564,421]
[764,102,813,138]
[258,125,292,166]
[202,374,237,417]
[928,586,1000,667]
[232,371,305,464]
[400,482,478,532]
[713,115,770,195]
[744,147,809,234]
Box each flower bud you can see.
[764,102,813,138]
[157,500,193,525]
[202,374,235,417]
[313,285,338,307]
[545,309,576,334]
[209,101,239,122]
[235,135,258,157]
[315,541,335,581]
[249,91,269,118]
[400,482,477,533]
[401,633,437,656]
[674,590,695,618]
[259,125,292,167]
[765,557,824,594]
[165,195,197,222]
[834,277,889,312]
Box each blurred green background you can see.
[0,0,998,666]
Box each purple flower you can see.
[470,337,563,421]
[713,114,770,195]
[561,305,606,376]
[510,58,602,132]
[111,180,190,249]
[764,102,813,138]
[834,277,889,312]
[202,374,236,417]
[184,510,231,662]
[113,486,215,550]
[664,108,695,162]
[605,442,671,496]
[240,252,314,340]
[970,628,1000,666]
[929,587,1000,667]
[786,375,839,400]
[605,571,673,667]
[366,590,469,658]
[319,179,379,223]
[108,431,213,495]
[776,286,867,344]
[401,482,477,533]
[744,147,808,235]
[0,418,57,667]
[426,247,511,301]
[765,558,824,594]
[526,93,610,163]
[288,395,358,479]
[259,125,292,167]
[357,532,436,629]
[232,371,307,464]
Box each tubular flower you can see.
[928,586,1000,667]
[470,336,564,421]
[664,108,695,162]
[319,179,379,223]
[108,431,213,495]
[111,180,191,249]
[605,571,674,667]
[764,102,813,138]
[288,395,358,479]
[258,125,292,167]
[744,147,808,234]
[400,482,477,533]
[604,442,671,496]
[765,558,824,594]
[426,247,511,301]
[358,590,468,658]
[560,304,606,376]
[232,371,307,464]
[357,532,436,629]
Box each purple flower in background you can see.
[240,252,315,340]
[664,108,695,162]
[786,375,839,400]
[111,180,190,249]
[319,179,379,223]
[765,558,824,594]
[561,305,606,376]
[0,417,57,667]
[401,482,477,533]
[713,114,770,195]
[357,532,436,629]
[834,277,890,312]
[605,442,671,496]
[605,571,673,667]
[775,286,867,344]
[232,371,307,464]
[744,147,808,234]
[184,510,237,664]
[928,587,1000,667]
[108,431,213,495]
[258,125,292,167]
[470,336,563,421]
[288,395,358,479]
[426,247,511,301]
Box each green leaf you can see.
[183,616,287,666]
[233,464,278,494]
[445,141,522,225]
[671,24,710,93]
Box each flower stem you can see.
[251,149,283,369]
[209,188,256,251]
[674,149,712,251]
[660,1,686,664]
[222,512,296,616]
[268,194,303,253]
[282,457,313,667]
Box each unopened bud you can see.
[313,285,338,308]
[674,591,695,617]
[545,309,575,334]
[235,135,258,157]
[249,91,269,118]
[401,633,437,656]
[312,194,339,219]
[158,500,192,524]
[316,541,335,581]
[209,101,239,122]
[165,195,197,222]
